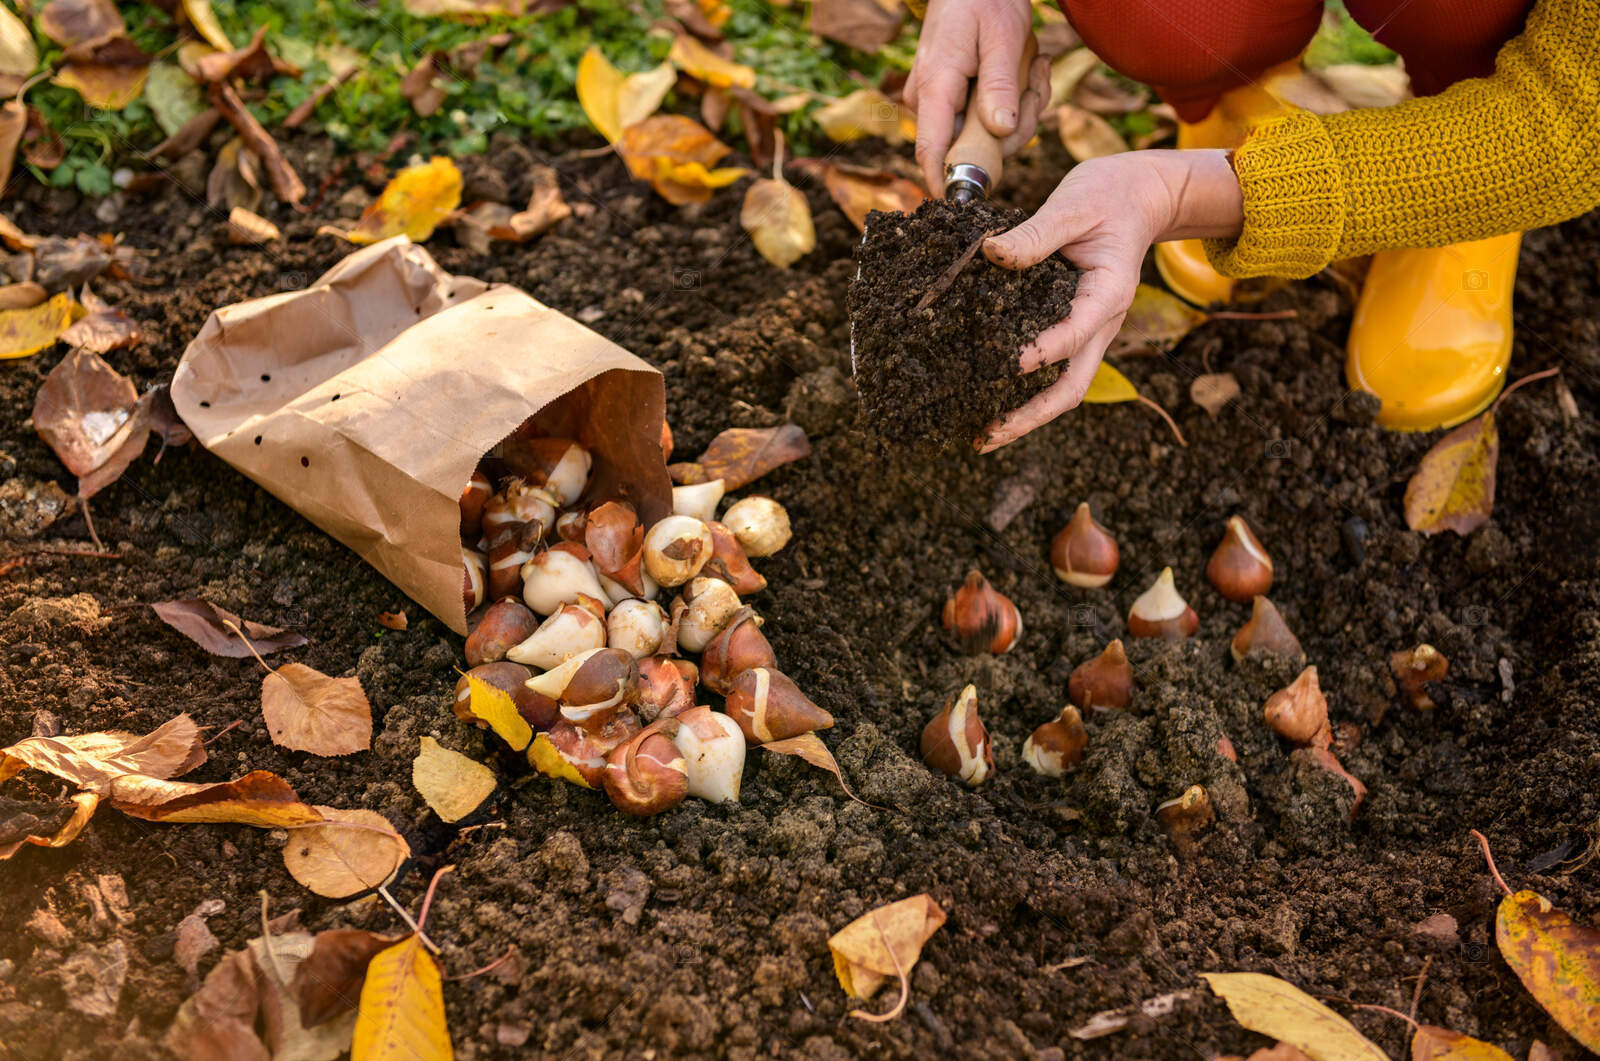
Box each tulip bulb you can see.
[1050,502,1119,588]
[502,437,591,506]
[555,509,587,543]
[724,668,834,743]
[482,480,557,541]
[601,568,658,604]
[920,684,992,787]
[1263,665,1332,748]
[1156,784,1214,854]
[941,570,1023,655]
[1206,516,1273,603]
[455,661,557,732]
[1127,567,1198,640]
[672,479,726,523]
[487,520,543,601]
[1390,644,1448,710]
[462,547,486,614]
[607,598,669,659]
[460,467,492,538]
[521,543,610,616]
[1022,705,1088,777]
[721,496,791,557]
[702,521,767,595]
[585,501,645,598]
[1068,639,1133,712]
[507,596,608,670]
[465,599,540,667]
[675,577,742,653]
[1230,596,1303,663]
[530,718,633,789]
[670,706,746,803]
[643,515,714,587]
[700,607,776,695]
[552,647,641,728]
[637,656,699,722]
[604,727,689,816]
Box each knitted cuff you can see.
[1202,111,1347,279]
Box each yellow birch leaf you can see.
[1200,972,1390,1061]
[180,0,234,52]
[0,4,37,84]
[0,291,82,359]
[576,47,674,144]
[741,177,814,267]
[1411,1026,1515,1061]
[1403,412,1497,536]
[52,62,149,111]
[814,88,913,143]
[342,157,463,245]
[464,674,532,752]
[411,737,496,823]
[1082,361,1139,404]
[668,34,755,90]
[526,732,594,789]
[352,935,453,1061]
[829,894,946,1019]
[1495,890,1600,1051]
[1110,283,1210,356]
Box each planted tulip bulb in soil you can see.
[849,199,1076,458]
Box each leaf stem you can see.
[772,129,786,182]
[1471,829,1513,896]
[448,943,518,981]
[849,910,910,1023]
[222,619,277,678]
[1137,395,1188,447]
[1490,366,1560,414]
[1350,1002,1417,1029]
[417,863,454,932]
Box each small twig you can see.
[1045,956,1092,973]
[203,719,244,745]
[849,911,910,1023]
[1490,366,1560,414]
[1408,955,1432,1023]
[448,944,516,981]
[1136,395,1188,446]
[1206,309,1298,321]
[283,66,357,129]
[913,227,1003,313]
[1471,829,1514,896]
[377,885,431,950]
[417,864,453,932]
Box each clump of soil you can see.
[849,198,1075,458]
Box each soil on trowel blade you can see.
[849,198,1075,459]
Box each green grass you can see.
[1304,2,1397,68]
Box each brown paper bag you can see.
[171,237,670,634]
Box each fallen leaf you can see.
[1403,413,1496,536]
[1191,372,1240,416]
[143,61,207,136]
[618,114,751,205]
[150,599,307,657]
[806,160,925,231]
[167,945,269,1061]
[143,382,193,459]
[60,285,141,352]
[412,737,496,823]
[38,0,125,51]
[814,88,913,144]
[1048,48,1100,109]
[209,80,305,204]
[376,610,408,631]
[808,0,902,52]
[667,423,811,489]
[1073,69,1147,114]
[0,6,37,95]
[1110,284,1209,355]
[1083,361,1139,404]
[1492,885,1600,1050]
[829,894,947,1021]
[227,205,280,244]
[338,157,462,244]
[31,346,154,498]
[261,663,373,757]
[0,291,82,359]
[31,234,115,289]
[293,929,403,1029]
[526,731,595,788]
[0,713,205,789]
[53,58,150,110]
[668,33,754,90]
[172,898,226,975]
[195,26,293,83]
[1412,1026,1515,1061]
[0,100,23,192]
[463,674,533,752]
[250,925,359,1061]
[761,732,875,807]
[741,175,814,268]
[108,770,326,827]
[0,792,99,859]
[179,0,234,52]
[1200,972,1389,1061]
[0,282,47,311]
[456,165,570,247]
[352,935,453,1060]
[282,806,409,898]
[21,104,66,169]
[1316,63,1410,109]
[1069,990,1198,1040]
[575,46,676,144]
[1057,103,1125,160]
[400,53,446,117]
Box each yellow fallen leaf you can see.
[618,115,751,205]
[1200,972,1389,1061]
[813,88,914,143]
[352,935,452,1061]
[1083,361,1140,404]
[341,157,463,245]
[1495,889,1600,1050]
[1057,102,1125,161]
[0,292,83,359]
[0,792,100,860]
[412,737,496,823]
[1403,413,1497,536]
[829,894,947,1022]
[526,731,594,789]
[261,663,373,757]
[53,62,149,110]
[0,5,37,88]
[1110,283,1210,356]
[1048,47,1099,109]
[0,714,205,789]
[179,0,234,51]
[282,806,409,898]
[464,674,533,752]
[1411,1026,1514,1061]
[575,46,675,144]
[740,176,814,268]
[668,34,754,90]
[109,770,326,826]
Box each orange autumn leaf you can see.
[1404,412,1497,536]
[829,894,947,1022]
[1411,1026,1514,1061]
[282,806,409,898]
[1495,890,1600,1050]
[761,732,876,807]
[618,115,751,205]
[261,663,373,757]
[575,46,675,144]
[60,285,141,352]
[338,157,463,244]
[107,770,326,826]
[668,33,754,90]
[814,162,925,231]
[668,423,811,489]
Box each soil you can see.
[2,130,1599,1061]
[849,198,1073,459]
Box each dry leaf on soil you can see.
[209,80,306,204]
[108,770,327,827]
[668,33,754,90]
[166,944,270,1061]
[1048,48,1099,109]
[804,160,925,231]
[0,713,205,790]
[282,806,410,898]
[0,792,100,860]
[150,599,307,657]
[0,99,24,193]
[813,88,914,144]
[1,291,82,359]
[260,663,372,757]
[195,26,296,84]
[60,285,141,352]
[527,731,593,788]
[1073,69,1147,114]
[179,0,234,51]
[1487,870,1600,1049]
[829,894,947,1022]
[741,174,815,268]
[53,53,151,111]
[1411,1026,1515,1061]
[227,205,281,245]
[293,929,405,1029]
[462,674,533,752]
[1057,103,1125,160]
[1316,63,1410,108]
[1200,972,1389,1061]
[0,5,37,95]
[0,282,47,310]
[668,423,811,488]
[761,732,876,807]
[38,0,126,51]
[1083,362,1187,446]
[1191,372,1240,416]
[1110,284,1209,357]
[808,0,903,52]
[575,46,676,144]
[33,346,157,498]
[618,114,751,206]
[251,926,360,1061]
[352,935,453,1061]
[1403,413,1497,536]
[412,737,496,823]
[333,157,463,244]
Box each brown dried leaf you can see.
[1073,69,1147,114]
[150,598,307,657]
[281,806,409,898]
[108,770,326,827]
[376,610,408,631]
[292,928,402,1028]
[828,894,947,1020]
[60,285,141,352]
[810,160,926,231]
[261,663,372,757]
[1403,413,1497,536]
[1190,372,1240,416]
[209,80,305,204]
[1056,103,1125,160]
[761,732,876,807]
[195,25,296,83]
[226,205,280,245]
[809,0,902,52]
[0,100,23,196]
[667,423,810,489]
[0,792,99,859]
[143,383,193,460]
[38,0,126,52]
[165,945,269,1061]
[401,53,446,117]
[0,713,205,790]
[741,176,815,268]
[0,282,47,311]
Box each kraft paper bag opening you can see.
[171,237,671,634]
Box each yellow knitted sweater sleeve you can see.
[1203,0,1600,278]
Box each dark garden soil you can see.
[2,132,1599,1061]
[849,198,1073,458]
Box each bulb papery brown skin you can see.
[555,509,588,544]
[460,468,493,538]
[585,500,645,599]
[701,521,767,595]
[465,599,540,667]
[637,656,699,722]
[1389,643,1448,710]
[607,598,669,660]
[604,728,689,816]
[482,480,557,541]
[660,420,674,463]
[941,570,1023,655]
[1068,639,1133,712]
[521,543,610,616]
[1022,705,1088,777]
[462,547,487,614]
[675,576,742,653]
[554,647,641,729]
[700,607,777,695]
[1206,516,1274,603]
[670,706,746,803]
[1263,665,1332,748]
[721,496,791,558]
[643,515,714,588]
[455,661,558,732]
[672,479,726,524]
[500,437,591,507]
[1155,784,1214,853]
[1230,596,1303,663]
[1127,567,1199,640]
[487,520,544,601]
[507,597,608,670]
[601,568,659,605]
[724,668,834,743]
[920,684,993,787]
[1050,502,1119,588]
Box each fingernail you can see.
[993,107,1016,129]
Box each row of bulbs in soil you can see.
[453,433,826,816]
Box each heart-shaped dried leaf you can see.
[1,291,82,359]
[109,770,326,826]
[283,806,409,898]
[829,894,947,1021]
[0,713,205,789]
[293,929,404,1029]
[668,33,754,90]
[576,46,676,144]
[166,945,269,1061]
[741,177,815,268]
[32,346,141,480]
[1496,890,1600,1050]
[668,423,811,489]
[1191,372,1240,416]
[1200,972,1389,1061]
[462,674,533,752]
[814,88,914,144]
[338,157,463,245]
[1411,1026,1514,1061]
[262,663,372,757]
[151,599,307,657]
[1404,412,1497,536]
[352,935,452,1061]
[412,737,495,823]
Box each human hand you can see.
[976,149,1244,452]
[903,0,1047,193]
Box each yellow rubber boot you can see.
[1345,232,1521,431]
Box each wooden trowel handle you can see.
[944,36,1038,197]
